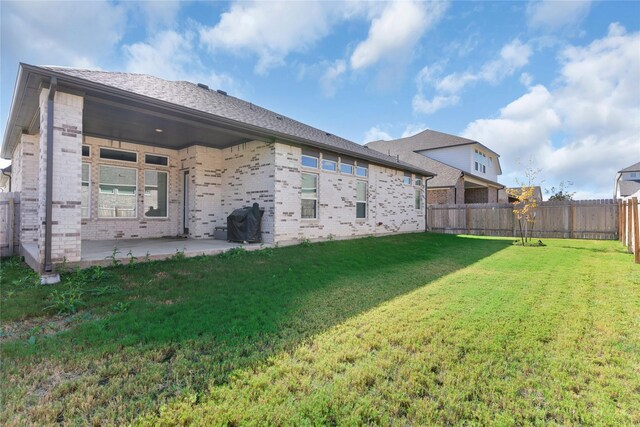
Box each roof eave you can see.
[1,64,28,159]
[13,64,435,177]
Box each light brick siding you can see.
[12,134,40,244]
[37,89,83,265]
[273,143,424,243]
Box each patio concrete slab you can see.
[81,237,263,265]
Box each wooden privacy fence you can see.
[0,192,20,257]
[619,197,640,263]
[427,199,619,240]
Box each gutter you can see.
[44,77,57,273]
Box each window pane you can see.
[145,154,168,166]
[301,199,317,219]
[415,189,421,209]
[301,155,318,168]
[356,202,366,219]
[356,181,366,201]
[340,164,353,174]
[356,166,367,177]
[145,171,168,217]
[301,173,317,189]
[322,159,337,172]
[99,148,137,162]
[99,166,137,218]
[81,164,90,218]
[82,145,90,157]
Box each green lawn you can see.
[1,234,639,426]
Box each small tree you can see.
[509,159,542,245]
[546,180,575,201]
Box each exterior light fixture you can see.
[155,128,163,133]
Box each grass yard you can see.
[1,233,639,426]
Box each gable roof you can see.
[1,64,433,177]
[386,129,500,158]
[619,180,640,197]
[619,161,640,173]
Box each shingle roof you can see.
[366,139,462,187]
[392,129,479,151]
[36,66,432,176]
[619,180,640,197]
[619,161,640,173]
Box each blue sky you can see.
[1,0,639,198]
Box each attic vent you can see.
[325,132,332,136]
[197,83,209,90]
[217,89,228,96]
[276,116,283,120]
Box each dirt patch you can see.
[0,313,92,343]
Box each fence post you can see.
[633,197,640,264]
[8,195,15,256]
[627,200,633,253]
[569,203,575,239]
[618,200,623,242]
[466,206,470,235]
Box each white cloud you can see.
[413,39,532,114]
[401,123,429,138]
[124,30,237,93]
[131,1,182,31]
[320,60,347,97]
[364,126,393,143]
[462,24,640,199]
[0,0,127,68]
[519,72,533,87]
[199,1,342,74]
[350,1,448,70]
[527,0,591,32]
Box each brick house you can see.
[366,129,504,205]
[1,64,434,273]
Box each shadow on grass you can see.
[2,233,511,420]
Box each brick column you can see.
[17,134,40,245]
[38,89,83,270]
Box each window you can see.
[322,159,337,172]
[415,189,421,209]
[403,172,412,185]
[82,145,90,157]
[144,171,168,217]
[322,153,338,172]
[301,148,319,169]
[301,173,318,219]
[340,163,353,174]
[474,149,487,173]
[98,165,137,218]
[100,147,137,163]
[415,178,422,187]
[81,163,90,218]
[301,155,318,169]
[356,166,368,177]
[145,154,169,166]
[356,181,367,219]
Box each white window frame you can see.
[301,154,319,169]
[340,163,354,175]
[81,163,90,219]
[355,166,368,177]
[403,173,412,185]
[301,172,318,220]
[98,164,138,219]
[99,147,138,163]
[356,180,367,220]
[144,170,169,219]
[321,159,337,172]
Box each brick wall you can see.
[12,134,40,244]
[464,187,489,204]
[272,142,424,243]
[427,188,454,205]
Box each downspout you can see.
[424,175,434,232]
[1,168,10,192]
[44,77,57,273]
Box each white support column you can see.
[37,88,84,271]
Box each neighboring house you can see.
[615,161,640,199]
[366,129,503,204]
[0,165,10,192]
[1,63,433,273]
[505,186,543,203]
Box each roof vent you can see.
[217,89,228,96]
[197,83,209,90]
[325,132,332,136]
[276,116,283,120]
